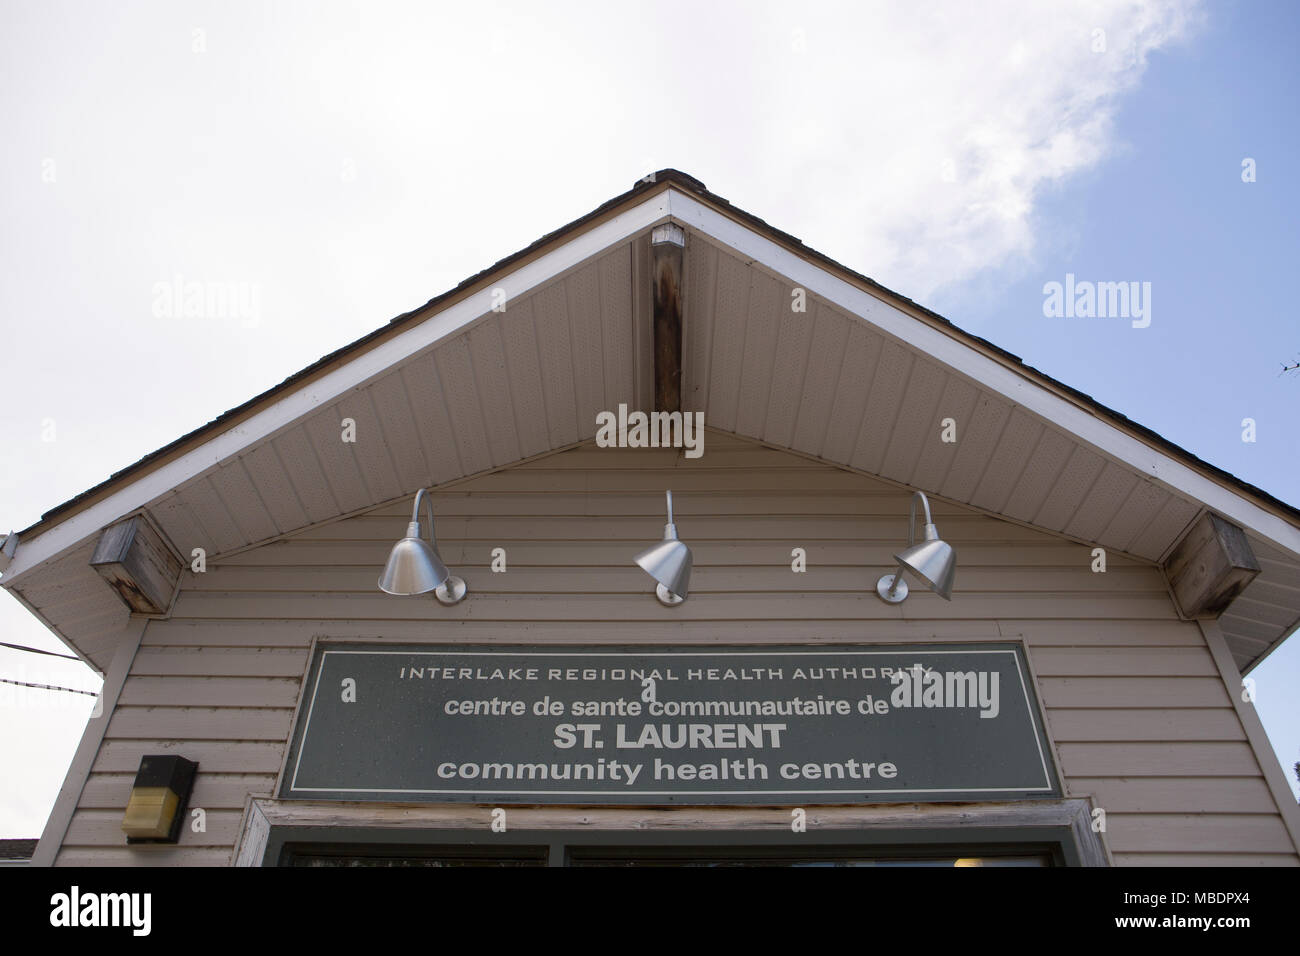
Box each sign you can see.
[280,643,1060,804]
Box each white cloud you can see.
[714,0,1204,301]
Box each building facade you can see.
[6,171,1300,867]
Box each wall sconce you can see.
[876,491,956,604]
[121,755,198,844]
[379,488,467,605]
[635,490,693,606]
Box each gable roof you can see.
[5,170,1300,673]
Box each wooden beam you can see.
[651,223,685,413]
[1164,512,1261,619]
[90,515,182,616]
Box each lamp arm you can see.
[411,487,438,548]
[666,489,674,524]
[889,491,933,599]
[907,491,934,546]
[886,557,908,598]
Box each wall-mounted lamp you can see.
[121,755,198,844]
[876,491,956,604]
[635,490,693,606]
[379,488,467,605]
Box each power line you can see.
[0,641,80,661]
[0,676,99,697]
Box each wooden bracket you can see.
[1163,512,1261,619]
[90,514,183,616]
[651,223,685,413]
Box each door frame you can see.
[233,797,1110,866]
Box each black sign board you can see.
[280,643,1060,804]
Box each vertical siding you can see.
[53,434,1300,866]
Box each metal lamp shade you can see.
[635,529,693,602]
[378,521,451,595]
[893,527,956,601]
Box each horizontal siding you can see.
[106,707,292,740]
[1046,709,1244,741]
[287,514,1096,543]
[58,439,1298,866]
[55,848,234,866]
[1038,678,1231,708]
[1066,777,1278,813]
[1113,853,1299,866]
[134,618,1205,647]
[165,592,1180,621]
[1105,814,1290,853]
[1057,742,1263,776]
[222,540,1134,568]
[118,677,302,707]
[185,566,1160,593]
[78,773,276,809]
[129,648,308,677]
[93,740,285,773]
[64,809,244,847]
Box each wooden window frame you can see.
[234,797,1109,867]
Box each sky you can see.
[1,0,1298,838]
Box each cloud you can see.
[0,0,1205,529]
[697,0,1205,302]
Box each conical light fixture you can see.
[379,488,467,605]
[876,491,956,604]
[635,490,693,606]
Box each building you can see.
[4,170,1299,867]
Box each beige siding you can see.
[53,434,1300,865]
